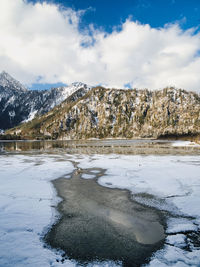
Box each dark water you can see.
[45,163,165,267]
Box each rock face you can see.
[0,71,27,92]
[9,86,200,140]
[0,71,91,130]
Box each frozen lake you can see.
[0,140,200,266]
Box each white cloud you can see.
[0,0,200,92]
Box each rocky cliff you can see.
[7,86,200,141]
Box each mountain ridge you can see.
[1,71,200,142]
[0,72,91,130]
[7,86,200,142]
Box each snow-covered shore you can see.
[78,154,200,266]
[0,154,75,267]
[0,153,200,266]
[172,140,200,147]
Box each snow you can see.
[0,72,91,129]
[52,82,91,108]
[0,153,120,267]
[78,154,200,266]
[172,141,200,147]
[0,154,75,267]
[8,110,15,118]
[166,234,186,247]
[166,218,198,234]
[78,154,200,218]
[147,245,200,267]
[1,152,200,266]
[23,110,37,122]
[78,155,200,210]
[0,129,5,134]
[81,173,96,179]
[0,71,27,92]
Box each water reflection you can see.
[0,140,70,152]
[45,165,165,266]
[0,139,199,155]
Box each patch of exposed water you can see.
[45,161,165,267]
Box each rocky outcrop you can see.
[7,86,200,141]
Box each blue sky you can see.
[1,0,200,92]
[29,0,200,31]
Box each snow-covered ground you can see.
[0,153,200,266]
[78,154,200,266]
[0,154,76,267]
[172,140,200,147]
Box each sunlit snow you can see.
[0,153,200,266]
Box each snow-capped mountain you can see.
[0,71,27,92]
[0,71,91,130]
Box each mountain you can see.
[0,71,27,92]
[0,72,91,130]
[7,86,200,141]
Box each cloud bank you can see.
[1,0,200,91]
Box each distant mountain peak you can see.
[0,74,92,130]
[0,71,27,92]
[53,82,91,102]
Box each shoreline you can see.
[1,139,200,155]
[1,152,200,266]
[1,135,200,142]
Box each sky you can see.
[1,0,200,91]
